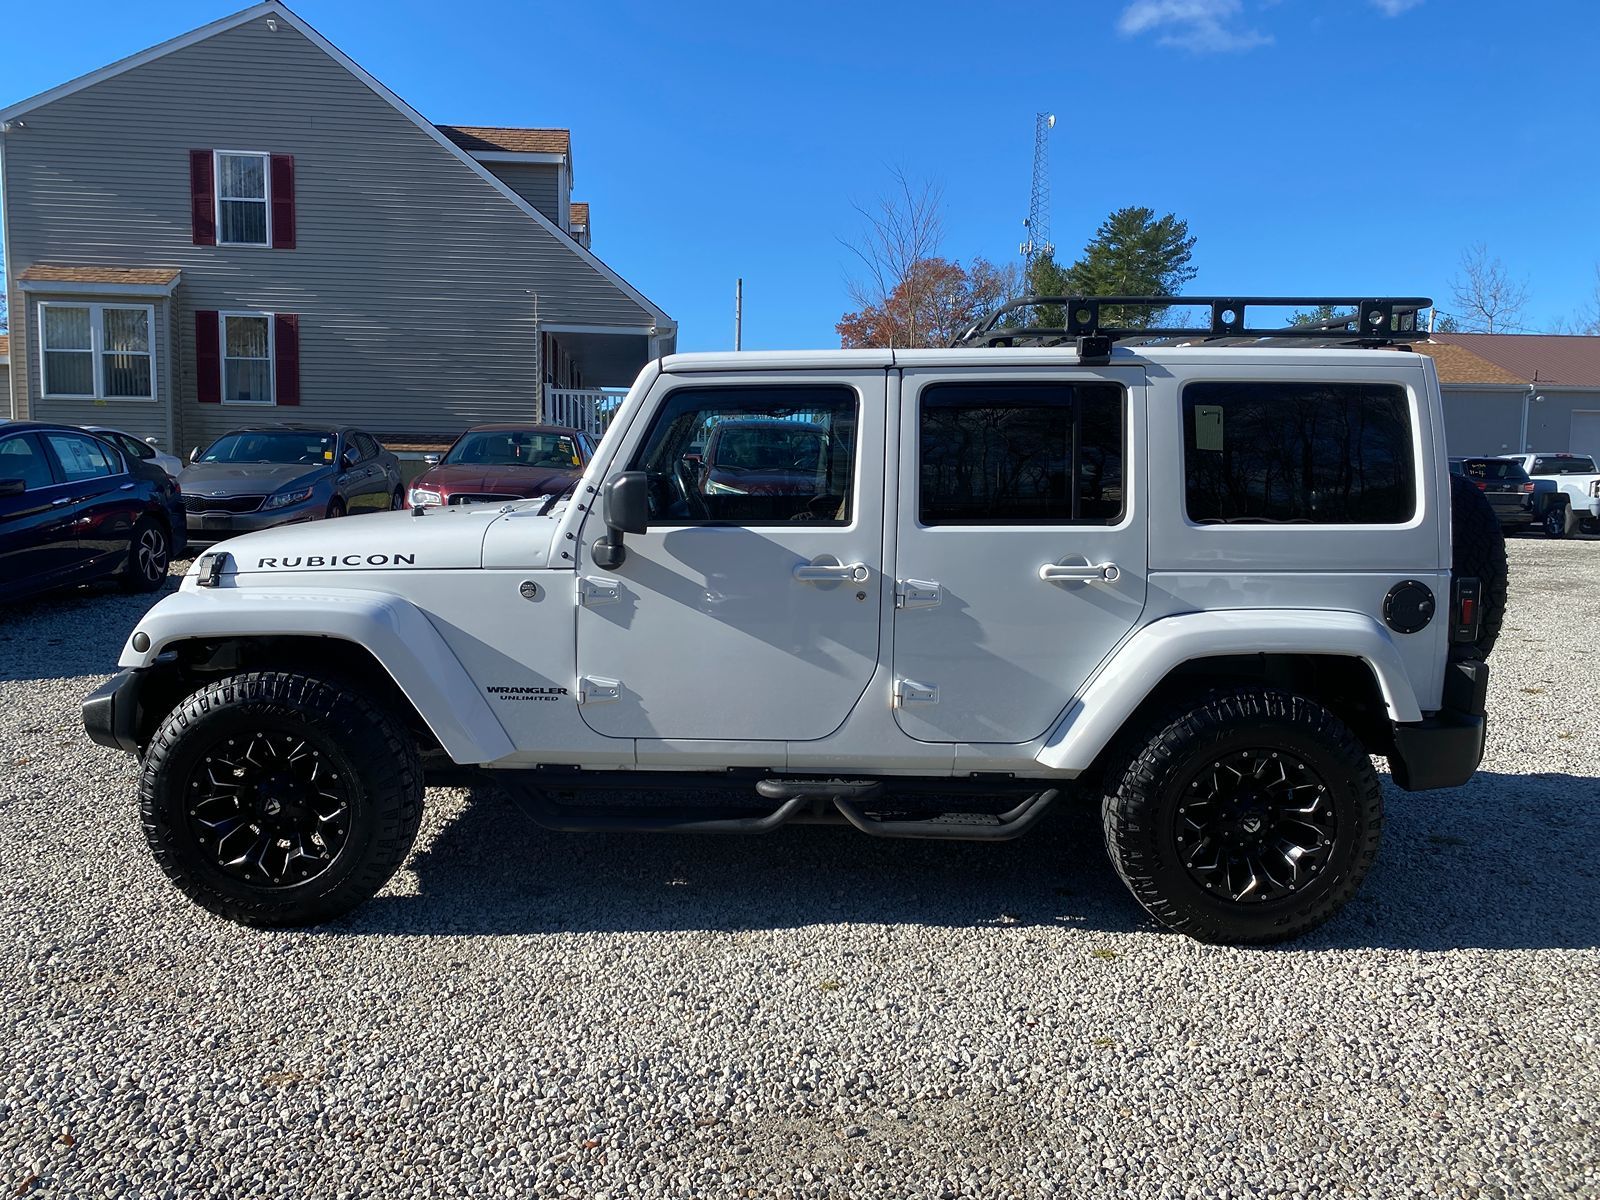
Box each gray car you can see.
[180,424,404,548]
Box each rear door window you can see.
[44,433,120,483]
[1183,381,1415,524]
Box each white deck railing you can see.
[544,387,629,435]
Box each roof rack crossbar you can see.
[954,295,1434,349]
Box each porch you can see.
[539,321,669,434]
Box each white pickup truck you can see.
[1499,453,1600,535]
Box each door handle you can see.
[794,561,869,584]
[1038,561,1121,583]
[51,497,72,506]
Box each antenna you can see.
[1019,112,1055,268]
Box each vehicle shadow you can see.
[340,770,1600,952]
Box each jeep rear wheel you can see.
[1101,688,1382,945]
[139,671,423,927]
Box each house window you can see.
[216,151,270,246]
[38,302,156,401]
[222,313,274,404]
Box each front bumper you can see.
[82,668,143,755]
[1387,658,1488,791]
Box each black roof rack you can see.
[954,295,1434,359]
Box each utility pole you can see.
[734,278,743,351]
[1019,112,1056,275]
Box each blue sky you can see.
[4,0,1598,350]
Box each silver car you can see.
[180,423,403,548]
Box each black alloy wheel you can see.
[1174,748,1335,904]
[183,730,352,887]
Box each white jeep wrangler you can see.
[84,296,1503,944]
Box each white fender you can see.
[1035,609,1423,774]
[120,587,516,765]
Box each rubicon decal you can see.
[255,553,417,568]
[486,686,568,702]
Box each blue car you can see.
[0,421,186,602]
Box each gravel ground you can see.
[2,542,1597,1200]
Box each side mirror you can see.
[0,478,25,497]
[189,447,200,463]
[423,453,441,466]
[342,449,360,468]
[144,436,160,448]
[591,471,649,569]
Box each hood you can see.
[206,506,504,576]
[180,462,327,495]
[415,462,580,498]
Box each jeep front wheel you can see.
[1101,688,1382,944]
[139,672,423,927]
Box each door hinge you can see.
[578,676,620,705]
[578,576,620,606]
[893,679,939,708]
[894,579,941,610]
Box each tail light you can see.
[1521,482,1535,493]
[1474,481,1488,491]
[1451,577,1482,644]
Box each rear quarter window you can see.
[1183,381,1415,524]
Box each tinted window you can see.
[201,431,335,465]
[628,386,857,524]
[919,381,1124,525]
[1184,381,1415,524]
[0,435,56,491]
[45,433,118,482]
[1531,455,1598,475]
[445,431,581,467]
[1461,459,1528,482]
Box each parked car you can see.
[83,427,184,481]
[1497,452,1600,536]
[180,424,404,548]
[1449,457,1539,534]
[683,419,843,521]
[0,421,184,601]
[407,425,595,507]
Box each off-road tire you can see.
[139,671,423,927]
[1449,472,1507,659]
[1101,687,1383,945]
[121,517,170,593]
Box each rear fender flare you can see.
[119,587,515,765]
[1035,609,1423,773]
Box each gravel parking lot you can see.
[2,541,1597,1199]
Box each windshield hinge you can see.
[894,579,941,610]
[578,576,620,607]
[892,679,939,708]
[578,676,620,705]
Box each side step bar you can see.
[502,776,1062,842]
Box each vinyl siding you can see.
[1440,386,1524,456]
[0,364,9,414]
[14,293,174,444]
[2,13,667,450]
[482,162,564,226]
[1528,389,1600,456]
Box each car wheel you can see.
[1544,507,1568,538]
[326,497,347,520]
[389,487,405,511]
[139,671,423,927]
[122,517,170,592]
[1101,687,1382,945]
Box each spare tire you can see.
[1449,472,1508,659]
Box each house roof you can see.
[1409,340,1526,387]
[436,125,569,156]
[19,264,182,287]
[569,202,589,228]
[1433,332,1600,389]
[0,2,671,332]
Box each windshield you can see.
[1532,455,1598,475]
[444,431,580,468]
[709,425,825,472]
[199,431,335,465]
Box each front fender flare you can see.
[1035,609,1423,774]
[119,587,515,765]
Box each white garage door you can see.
[1571,411,1600,462]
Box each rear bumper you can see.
[82,668,143,755]
[1387,659,1488,792]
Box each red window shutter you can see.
[269,154,296,249]
[195,310,221,402]
[189,150,216,245]
[274,314,301,406]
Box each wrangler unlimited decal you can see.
[255,554,417,568]
[486,686,568,702]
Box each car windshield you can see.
[200,431,336,465]
[443,431,580,468]
[1533,455,1598,475]
[1462,460,1529,482]
[710,426,825,472]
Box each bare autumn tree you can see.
[837,256,1018,349]
[1449,242,1531,333]
[840,169,947,347]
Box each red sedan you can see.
[407,424,596,507]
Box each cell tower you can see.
[1019,112,1056,268]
